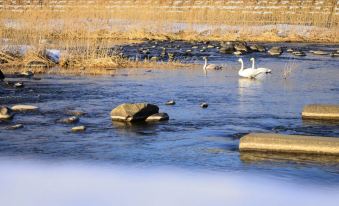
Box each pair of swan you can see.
[203,57,271,79]
[238,58,271,79]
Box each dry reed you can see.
[0,0,338,74]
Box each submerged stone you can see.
[11,105,39,112]
[7,124,23,130]
[71,125,86,132]
[310,50,329,55]
[165,100,176,105]
[145,113,169,122]
[58,116,79,124]
[292,51,306,56]
[66,110,87,116]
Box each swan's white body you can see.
[250,58,271,73]
[238,58,266,79]
[203,57,222,74]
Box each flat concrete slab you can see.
[239,133,339,155]
[302,104,339,120]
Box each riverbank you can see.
[1,40,338,75]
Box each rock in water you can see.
[201,103,209,108]
[165,100,176,105]
[71,126,86,132]
[58,116,79,124]
[234,42,249,53]
[0,106,13,120]
[310,50,329,55]
[219,42,235,54]
[7,124,23,130]
[0,69,5,81]
[146,113,169,122]
[14,82,24,88]
[66,110,87,116]
[268,47,283,56]
[11,105,39,112]
[250,44,266,52]
[20,71,34,78]
[111,103,159,122]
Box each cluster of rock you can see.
[219,42,266,55]
[0,69,39,89]
[110,103,169,122]
[0,105,39,130]
[0,104,86,132]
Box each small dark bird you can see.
[0,69,5,81]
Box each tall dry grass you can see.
[0,0,338,43]
[0,0,338,72]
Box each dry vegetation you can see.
[0,0,338,73]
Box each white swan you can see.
[238,58,266,79]
[250,58,271,73]
[203,57,222,75]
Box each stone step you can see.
[239,133,339,155]
[302,104,339,120]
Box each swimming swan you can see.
[250,58,271,73]
[238,58,266,79]
[203,57,222,75]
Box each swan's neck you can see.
[203,58,208,75]
[239,60,244,71]
[251,59,255,69]
[203,58,207,69]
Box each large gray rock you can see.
[0,106,13,120]
[111,103,159,122]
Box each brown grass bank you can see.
[0,0,338,43]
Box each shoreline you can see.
[1,39,338,76]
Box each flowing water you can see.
[0,43,339,185]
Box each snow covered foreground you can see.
[0,160,338,206]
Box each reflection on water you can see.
[240,151,339,167]
[0,43,339,184]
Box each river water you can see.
[0,43,339,186]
